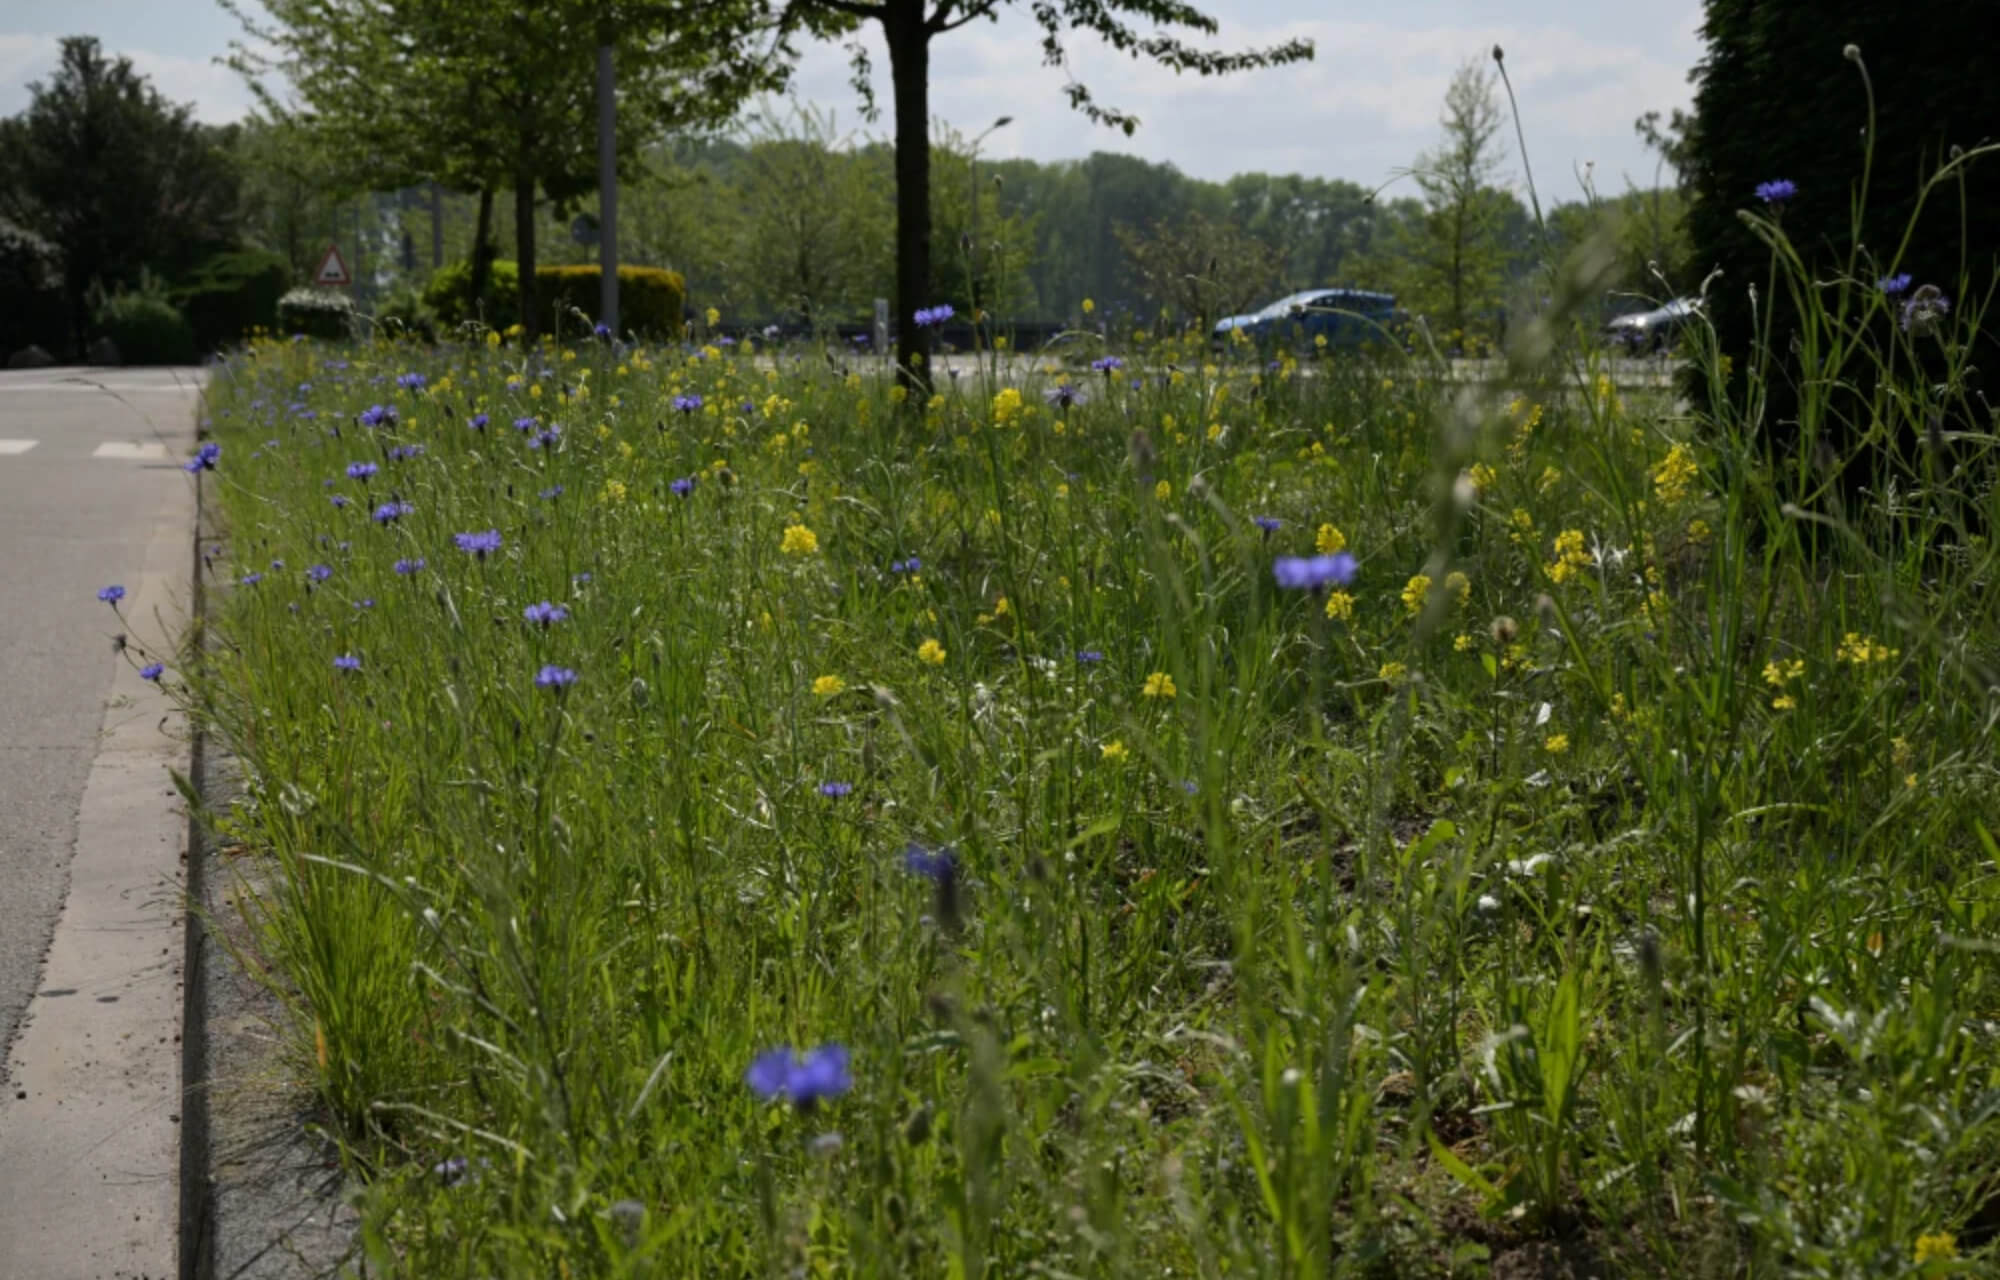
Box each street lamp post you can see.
[968,115,1013,326]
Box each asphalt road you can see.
[0,367,201,1067]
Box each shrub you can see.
[423,258,520,331]
[536,264,686,340]
[1,217,71,358]
[368,286,439,344]
[277,287,357,341]
[173,248,292,352]
[93,289,196,365]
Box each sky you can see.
[0,0,1704,198]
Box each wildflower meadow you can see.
[164,216,2000,1276]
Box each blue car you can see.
[1213,289,1399,352]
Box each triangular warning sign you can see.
[313,244,351,287]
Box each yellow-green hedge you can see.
[537,265,684,340]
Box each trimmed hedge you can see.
[423,260,684,339]
[2,217,70,359]
[94,292,196,365]
[174,248,292,352]
[278,287,358,341]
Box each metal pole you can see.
[596,39,618,335]
[430,181,444,270]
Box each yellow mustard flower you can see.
[1155,480,1172,502]
[600,479,627,504]
[1544,733,1571,754]
[780,523,819,556]
[1772,695,1798,711]
[917,637,946,666]
[1378,661,1408,681]
[1467,462,1497,494]
[1546,529,1591,584]
[1653,443,1699,505]
[1082,297,1095,314]
[1837,632,1898,665]
[1100,739,1129,761]
[812,675,845,697]
[1401,574,1433,616]
[1763,658,1806,687]
[1454,633,1475,652]
[1142,671,1177,700]
[1316,523,1346,555]
[705,306,720,327]
[992,386,1024,427]
[1324,590,1354,621]
[1914,1232,1957,1264]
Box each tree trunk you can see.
[470,187,496,319]
[886,2,931,397]
[515,165,539,344]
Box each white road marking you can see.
[0,439,37,455]
[92,441,170,460]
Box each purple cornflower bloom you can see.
[373,501,413,524]
[523,601,569,626]
[746,1044,852,1107]
[593,323,612,339]
[393,557,425,575]
[238,572,262,586]
[333,654,361,671]
[330,494,350,509]
[347,461,378,481]
[356,598,374,609]
[889,557,923,574]
[98,584,126,603]
[395,372,427,391]
[139,662,164,680]
[534,664,577,689]
[539,485,564,500]
[1901,284,1951,336]
[669,476,695,498]
[902,843,957,882]
[387,444,425,461]
[307,563,333,583]
[913,304,954,328]
[1754,179,1796,206]
[455,529,503,557]
[270,559,284,570]
[1253,515,1282,534]
[1044,383,1086,409]
[1076,649,1104,664]
[529,427,560,449]
[514,416,538,433]
[183,442,221,472]
[573,571,592,584]
[359,404,397,428]
[817,781,853,798]
[1272,552,1358,589]
[1878,273,1913,296]
[671,394,703,414]
[1091,356,1125,373]
[468,412,490,430]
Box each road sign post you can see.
[313,244,352,289]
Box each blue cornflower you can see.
[529,427,561,449]
[669,476,695,498]
[1091,356,1125,373]
[539,485,564,500]
[818,781,853,798]
[913,304,954,328]
[593,323,612,339]
[523,601,569,626]
[359,404,397,428]
[1878,273,1913,296]
[307,563,333,583]
[183,442,221,472]
[746,1044,852,1107]
[347,461,378,480]
[356,598,374,609]
[393,557,425,575]
[672,394,703,414]
[1754,179,1797,206]
[902,843,957,882]
[890,556,922,574]
[98,584,126,603]
[1253,515,1282,534]
[1273,552,1358,590]
[469,412,490,430]
[534,664,577,689]
[238,572,262,586]
[1076,648,1104,664]
[456,529,503,557]
[333,654,361,671]
[514,416,538,433]
[139,662,164,680]
[388,444,425,461]
[395,372,427,391]
[573,571,593,584]
[330,494,349,509]
[1044,383,1086,409]
[373,501,413,524]
[270,559,284,570]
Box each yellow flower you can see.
[1401,574,1433,616]
[1316,523,1346,555]
[1466,462,1497,494]
[1155,479,1172,502]
[486,330,502,349]
[1444,570,1471,604]
[1771,694,1797,711]
[600,479,627,504]
[917,637,946,666]
[705,306,720,327]
[991,386,1024,427]
[1378,661,1408,681]
[1546,529,1591,584]
[1508,507,1536,546]
[1314,333,1328,349]
[1837,632,1898,665]
[1914,1232,1957,1264]
[529,382,543,400]
[1544,733,1570,754]
[1652,443,1699,505]
[1892,736,1913,769]
[1762,658,1806,687]
[780,523,819,556]
[1100,739,1129,761]
[1141,671,1177,700]
[1686,518,1712,544]
[1454,633,1475,652]
[992,595,1011,617]
[1324,590,1354,621]
[1055,482,1069,498]
[1538,465,1562,493]
[812,674,845,697]
[1082,297,1095,314]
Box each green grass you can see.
[178,269,2000,1277]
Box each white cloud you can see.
[0,31,257,122]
